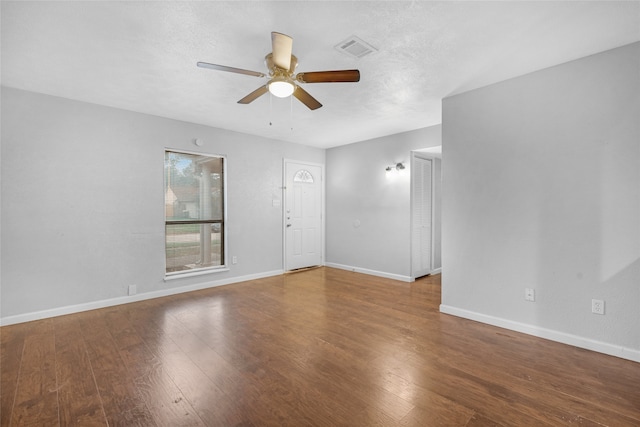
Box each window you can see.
[293,169,314,183]
[164,150,225,276]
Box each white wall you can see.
[441,42,640,361]
[0,87,324,323]
[326,126,441,280]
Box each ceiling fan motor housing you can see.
[266,53,298,75]
[265,53,298,98]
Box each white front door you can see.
[284,160,323,271]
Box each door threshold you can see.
[285,265,322,274]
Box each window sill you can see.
[164,267,230,281]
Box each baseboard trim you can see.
[439,304,640,363]
[0,270,284,326]
[325,262,413,282]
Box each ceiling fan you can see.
[197,32,360,110]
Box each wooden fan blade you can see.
[296,70,360,83]
[197,62,265,78]
[271,32,293,70]
[293,87,322,110]
[238,85,269,104]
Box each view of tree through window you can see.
[164,150,225,275]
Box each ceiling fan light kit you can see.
[198,31,360,110]
[268,80,295,98]
[267,75,295,98]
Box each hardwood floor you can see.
[1,267,639,426]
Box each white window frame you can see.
[164,148,228,280]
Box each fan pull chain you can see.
[290,95,294,131]
[269,93,273,126]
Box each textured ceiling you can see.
[2,1,639,149]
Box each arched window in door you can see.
[293,169,314,183]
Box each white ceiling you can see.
[2,1,639,149]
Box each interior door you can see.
[411,156,433,278]
[284,161,323,271]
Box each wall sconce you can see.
[385,162,405,172]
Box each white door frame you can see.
[282,159,326,271]
[410,152,437,279]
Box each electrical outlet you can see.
[128,285,137,296]
[592,299,605,315]
[525,288,535,302]
[232,256,238,265]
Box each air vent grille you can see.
[335,36,378,59]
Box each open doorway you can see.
[411,148,442,279]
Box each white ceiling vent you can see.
[335,36,378,59]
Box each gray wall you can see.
[326,126,441,280]
[441,42,640,360]
[1,87,324,322]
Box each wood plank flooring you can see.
[1,268,639,426]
